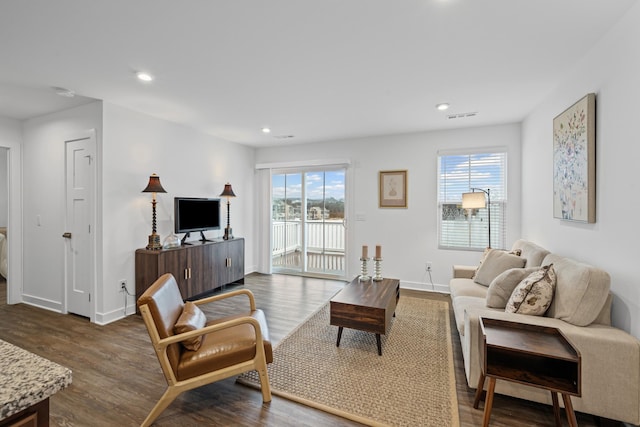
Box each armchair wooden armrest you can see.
[192,288,256,311]
[157,315,264,349]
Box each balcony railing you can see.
[272,220,345,274]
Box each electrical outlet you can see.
[425,262,432,272]
[120,280,127,292]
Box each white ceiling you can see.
[0,0,636,147]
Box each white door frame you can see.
[63,130,97,321]
[1,142,23,305]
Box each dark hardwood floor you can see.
[0,275,612,426]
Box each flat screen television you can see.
[174,197,221,243]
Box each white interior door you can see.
[64,132,95,318]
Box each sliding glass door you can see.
[271,167,346,278]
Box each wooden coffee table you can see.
[474,317,581,427]
[329,277,400,355]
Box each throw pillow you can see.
[544,255,611,326]
[505,264,556,316]
[486,267,538,308]
[174,301,207,351]
[473,249,526,286]
[472,248,522,279]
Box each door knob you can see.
[62,232,72,239]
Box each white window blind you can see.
[437,151,507,250]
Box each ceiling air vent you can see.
[447,112,478,120]
[273,135,295,139]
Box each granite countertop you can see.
[0,339,72,420]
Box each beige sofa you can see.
[450,239,640,425]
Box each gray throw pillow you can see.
[486,267,539,308]
[505,264,556,316]
[473,249,526,286]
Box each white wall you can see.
[22,102,103,313]
[255,123,522,290]
[0,116,23,303]
[101,103,256,322]
[20,102,256,324]
[521,3,640,338]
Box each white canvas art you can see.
[553,94,596,223]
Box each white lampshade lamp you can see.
[462,188,491,248]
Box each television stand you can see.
[180,231,214,245]
[180,233,191,245]
[135,238,245,310]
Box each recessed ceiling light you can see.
[262,127,271,134]
[436,103,450,111]
[136,71,154,82]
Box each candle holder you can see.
[373,257,383,281]
[359,257,371,281]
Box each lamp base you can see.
[223,227,234,240]
[146,233,162,250]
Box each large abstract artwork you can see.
[553,93,596,223]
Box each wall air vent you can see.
[447,112,478,119]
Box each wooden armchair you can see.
[137,273,272,427]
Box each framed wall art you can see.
[379,170,407,208]
[553,93,596,223]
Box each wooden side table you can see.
[473,317,581,427]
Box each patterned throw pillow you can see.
[505,264,556,316]
[174,301,207,351]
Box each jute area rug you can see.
[238,296,460,426]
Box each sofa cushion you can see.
[473,249,526,286]
[505,264,556,316]
[449,278,489,300]
[177,309,273,381]
[174,301,207,351]
[451,296,494,336]
[472,247,522,279]
[592,293,612,326]
[511,239,550,268]
[543,254,611,326]
[486,267,539,308]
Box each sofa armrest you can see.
[452,264,476,279]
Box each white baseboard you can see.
[95,304,136,325]
[22,294,63,313]
[400,280,450,294]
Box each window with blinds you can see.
[437,151,507,250]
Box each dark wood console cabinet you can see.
[135,238,245,305]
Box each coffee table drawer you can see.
[330,302,387,334]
